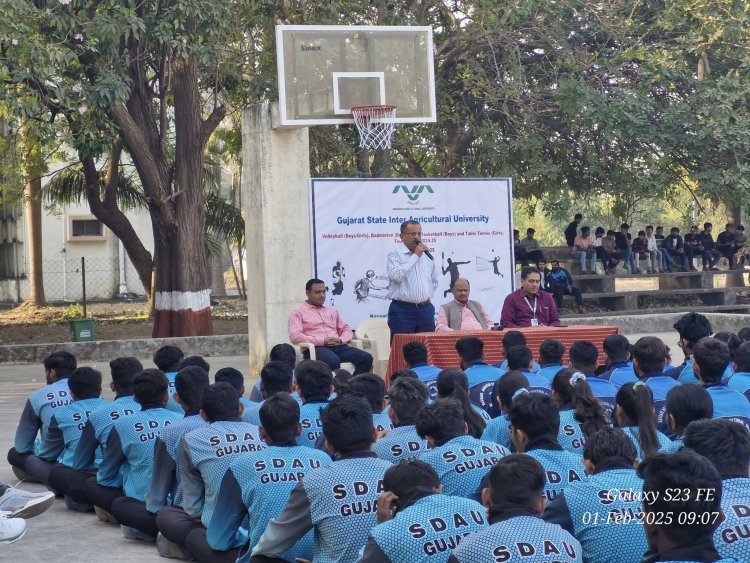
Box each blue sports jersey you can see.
[450,513,583,563]
[181,419,265,527]
[728,372,750,401]
[519,371,552,395]
[240,396,253,410]
[675,358,734,385]
[298,401,330,448]
[208,444,333,562]
[544,467,647,563]
[557,409,588,454]
[714,477,750,561]
[251,452,393,563]
[145,413,207,511]
[37,397,108,468]
[466,362,504,417]
[496,359,541,372]
[586,377,616,420]
[70,395,140,471]
[419,435,510,500]
[480,414,512,451]
[601,365,638,390]
[373,425,430,463]
[525,447,587,503]
[242,401,263,426]
[164,371,185,413]
[641,374,681,435]
[411,364,442,385]
[97,406,184,499]
[472,404,492,422]
[537,364,565,381]
[14,378,73,454]
[707,385,750,430]
[362,494,487,562]
[373,411,394,433]
[620,426,674,460]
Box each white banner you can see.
[309,178,514,330]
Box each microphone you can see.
[422,247,434,260]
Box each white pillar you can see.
[242,103,311,374]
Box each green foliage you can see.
[57,303,84,321]
[43,167,147,211]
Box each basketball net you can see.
[350,105,397,150]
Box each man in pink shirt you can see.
[436,278,494,331]
[288,278,373,374]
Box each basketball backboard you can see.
[276,25,436,127]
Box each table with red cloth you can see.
[387,325,619,380]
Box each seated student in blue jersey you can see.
[630,336,681,435]
[109,366,209,547]
[157,382,264,562]
[358,459,487,563]
[568,341,617,419]
[637,450,735,563]
[728,341,750,399]
[50,357,143,512]
[153,345,187,413]
[416,399,509,501]
[508,393,587,503]
[83,369,184,523]
[455,336,504,417]
[544,427,648,562]
[448,454,583,563]
[8,350,77,481]
[205,393,332,563]
[481,372,529,450]
[615,382,674,460]
[349,374,394,433]
[293,360,334,448]
[25,367,108,491]
[599,334,637,389]
[663,384,712,453]
[536,339,566,381]
[434,369,489,435]
[215,367,254,410]
[402,341,441,386]
[374,378,431,463]
[684,419,750,562]
[693,337,750,428]
[249,343,298,403]
[665,312,714,384]
[251,394,393,562]
[493,330,541,372]
[504,345,551,394]
[550,369,609,454]
[242,361,294,426]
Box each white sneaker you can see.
[0,511,27,545]
[0,486,55,519]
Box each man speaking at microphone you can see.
[387,220,440,338]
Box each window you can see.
[68,216,106,241]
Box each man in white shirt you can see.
[387,220,440,338]
[436,278,493,331]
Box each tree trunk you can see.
[20,123,45,307]
[210,245,227,297]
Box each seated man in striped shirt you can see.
[289,278,373,375]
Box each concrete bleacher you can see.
[534,246,750,314]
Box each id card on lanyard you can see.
[524,295,539,326]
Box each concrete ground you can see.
[0,332,682,560]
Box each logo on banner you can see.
[392,184,433,204]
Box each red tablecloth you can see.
[387,325,619,377]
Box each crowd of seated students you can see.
[5,310,750,562]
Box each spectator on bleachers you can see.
[716,223,737,269]
[734,224,748,268]
[593,227,620,274]
[401,341,441,386]
[519,228,545,265]
[551,369,608,454]
[572,226,597,274]
[373,378,431,464]
[728,341,750,399]
[693,337,750,428]
[543,428,648,562]
[568,341,616,418]
[663,227,689,271]
[513,229,527,267]
[508,393,586,502]
[455,336,504,418]
[417,399,509,501]
[631,336,679,436]
[601,229,622,273]
[683,225,704,271]
[656,225,673,271]
[536,339,566,381]
[615,382,673,460]
[449,454,583,563]
[564,213,583,248]
[599,334,637,389]
[636,450,725,563]
[645,226,664,273]
[699,222,722,271]
[663,384,712,452]
[542,260,584,313]
[614,223,636,273]
[358,460,487,563]
[632,230,652,274]
[435,369,489,434]
[505,346,551,394]
[683,419,750,562]
[666,312,713,384]
[481,372,529,450]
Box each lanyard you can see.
[523,295,538,318]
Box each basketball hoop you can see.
[350,105,397,150]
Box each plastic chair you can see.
[354,318,391,378]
